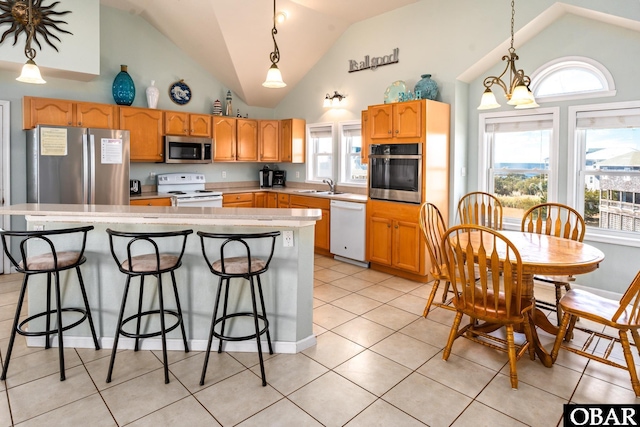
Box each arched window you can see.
[530,56,615,103]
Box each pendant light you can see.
[16,0,46,84]
[477,0,535,110]
[262,0,286,88]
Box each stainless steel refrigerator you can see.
[26,125,131,205]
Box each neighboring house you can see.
[594,150,640,231]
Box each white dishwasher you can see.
[330,200,367,264]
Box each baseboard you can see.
[26,334,318,354]
[332,255,369,268]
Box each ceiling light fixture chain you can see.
[477,0,537,110]
[269,0,280,66]
[23,0,36,61]
[262,0,286,88]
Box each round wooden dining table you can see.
[457,229,605,367]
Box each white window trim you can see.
[568,100,640,247]
[305,122,335,184]
[478,107,560,229]
[338,120,366,188]
[530,56,616,103]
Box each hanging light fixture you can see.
[16,0,46,84]
[477,0,535,110]
[262,0,286,88]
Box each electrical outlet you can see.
[149,171,156,181]
[282,230,294,247]
[296,171,300,178]
[34,224,44,231]
[222,171,227,179]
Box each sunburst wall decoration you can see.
[0,0,72,52]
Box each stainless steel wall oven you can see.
[369,143,422,204]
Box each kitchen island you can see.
[0,203,321,354]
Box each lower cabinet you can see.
[266,193,278,208]
[254,192,267,208]
[367,199,426,275]
[290,195,330,253]
[277,194,290,208]
[130,197,172,207]
[223,193,254,207]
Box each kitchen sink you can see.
[316,191,344,195]
[294,189,318,193]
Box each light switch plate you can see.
[283,230,294,247]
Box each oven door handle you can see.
[368,154,422,160]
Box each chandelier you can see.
[262,0,286,88]
[16,0,45,84]
[477,0,537,110]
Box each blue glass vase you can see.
[414,74,438,101]
[112,65,135,106]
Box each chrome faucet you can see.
[322,178,335,193]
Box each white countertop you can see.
[0,203,322,226]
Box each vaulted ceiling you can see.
[100,0,419,108]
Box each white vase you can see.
[146,80,160,109]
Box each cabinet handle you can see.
[395,225,399,229]
[388,130,392,134]
[387,224,391,228]
[147,203,152,206]
[68,122,72,125]
[395,129,399,134]
[78,122,82,126]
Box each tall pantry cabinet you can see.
[365,99,450,282]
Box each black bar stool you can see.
[0,226,100,382]
[198,230,280,386]
[106,228,192,384]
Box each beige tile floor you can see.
[1,255,639,426]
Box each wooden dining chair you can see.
[551,270,640,397]
[418,202,455,317]
[442,224,534,389]
[521,202,585,324]
[457,191,503,230]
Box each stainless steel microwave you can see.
[164,135,213,164]
[369,143,423,204]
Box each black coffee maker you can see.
[272,170,286,187]
[259,165,273,188]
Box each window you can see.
[569,102,640,243]
[479,108,559,226]
[306,123,334,182]
[338,121,367,186]
[530,57,616,103]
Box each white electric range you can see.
[157,173,223,207]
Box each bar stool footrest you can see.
[119,309,183,340]
[212,312,270,342]
[17,308,89,337]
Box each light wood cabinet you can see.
[266,193,278,208]
[223,192,254,207]
[237,119,258,161]
[23,96,117,129]
[277,193,290,208]
[280,118,305,163]
[367,199,424,274]
[254,192,267,208]
[259,120,280,162]
[290,195,330,253]
[119,106,164,162]
[164,111,212,137]
[369,100,423,142]
[130,197,172,206]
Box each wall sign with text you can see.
[349,48,399,73]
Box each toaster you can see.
[130,179,142,196]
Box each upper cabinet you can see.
[361,110,370,164]
[119,106,164,162]
[259,120,280,162]
[369,100,423,142]
[164,111,212,137]
[280,118,305,163]
[213,117,259,162]
[236,119,258,161]
[23,97,117,129]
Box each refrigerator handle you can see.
[83,134,90,204]
[89,134,96,204]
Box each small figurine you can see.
[237,109,241,117]
[224,90,232,116]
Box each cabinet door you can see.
[369,104,393,140]
[76,102,117,128]
[164,111,189,135]
[223,192,254,207]
[259,120,280,162]
[315,208,331,251]
[190,114,212,137]
[237,119,258,161]
[267,193,278,208]
[119,107,164,162]
[213,117,237,161]
[277,193,290,208]
[361,110,370,164]
[254,192,267,208]
[130,197,172,206]
[395,100,422,139]
[393,220,421,273]
[280,119,292,162]
[28,97,75,127]
[280,118,306,163]
[368,216,393,265]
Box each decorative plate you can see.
[169,80,192,105]
[384,80,406,104]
